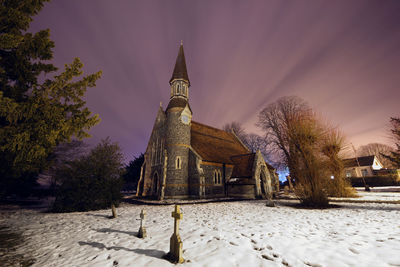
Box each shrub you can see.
[326,179,357,197]
[52,138,124,212]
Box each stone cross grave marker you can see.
[137,209,147,238]
[111,204,117,218]
[166,205,184,263]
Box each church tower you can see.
[164,43,192,198]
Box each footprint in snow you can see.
[349,248,359,254]
[304,261,322,267]
[262,254,274,261]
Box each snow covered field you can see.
[1,197,400,267]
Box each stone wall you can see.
[201,163,225,197]
[188,149,201,197]
[164,108,191,198]
[227,184,256,198]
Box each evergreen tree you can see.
[52,138,124,212]
[0,0,101,196]
[384,117,400,168]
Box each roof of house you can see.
[191,121,249,163]
[230,153,255,178]
[169,44,190,85]
[343,155,375,168]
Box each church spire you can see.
[169,43,190,86]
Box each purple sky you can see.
[30,0,400,162]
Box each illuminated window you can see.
[175,156,182,169]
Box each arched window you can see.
[214,170,222,184]
[151,146,155,166]
[159,140,163,163]
[175,156,182,169]
[155,138,159,164]
[177,84,181,95]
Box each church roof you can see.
[230,153,255,178]
[169,44,190,85]
[166,97,192,112]
[343,155,375,168]
[191,121,249,163]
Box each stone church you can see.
[136,44,276,200]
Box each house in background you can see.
[343,155,383,177]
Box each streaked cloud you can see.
[30,0,400,162]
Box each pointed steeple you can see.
[169,43,190,86]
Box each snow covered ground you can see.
[1,196,400,267]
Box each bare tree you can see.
[357,143,395,168]
[245,133,266,152]
[383,117,400,168]
[257,96,311,181]
[223,121,247,143]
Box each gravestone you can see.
[165,205,184,263]
[138,209,147,238]
[111,204,117,218]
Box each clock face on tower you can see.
[181,114,190,124]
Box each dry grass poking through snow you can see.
[1,200,400,267]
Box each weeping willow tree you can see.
[258,96,354,207]
[321,129,355,197]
